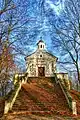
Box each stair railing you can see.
[4,73,28,114]
[54,73,77,115]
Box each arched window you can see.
[52,62,54,68]
[41,45,42,48]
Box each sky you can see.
[33,0,65,56]
[21,0,66,72]
[45,0,65,15]
[30,0,65,47]
[0,0,66,72]
[15,0,66,72]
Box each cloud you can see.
[46,0,65,15]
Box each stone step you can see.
[9,110,56,115]
[11,77,71,116]
[13,103,68,108]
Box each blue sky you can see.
[16,0,66,72]
[0,0,66,72]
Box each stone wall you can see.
[57,73,68,80]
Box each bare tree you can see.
[48,0,80,84]
[0,0,34,96]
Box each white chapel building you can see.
[25,40,58,77]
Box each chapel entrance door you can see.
[38,67,45,76]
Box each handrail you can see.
[58,80,72,108]
[4,73,28,114]
[54,73,77,115]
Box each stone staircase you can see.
[10,77,72,116]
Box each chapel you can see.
[25,40,58,77]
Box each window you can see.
[40,54,42,57]
[32,64,34,67]
[52,62,54,68]
[41,45,42,48]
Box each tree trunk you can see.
[76,65,80,83]
[76,64,80,91]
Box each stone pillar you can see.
[72,100,77,115]
[68,80,71,90]
[4,101,10,114]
